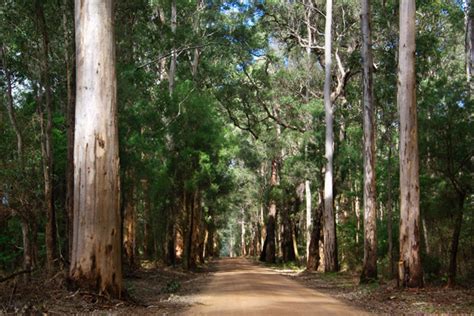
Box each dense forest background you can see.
[0,0,472,299]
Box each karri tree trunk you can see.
[1,45,23,162]
[467,0,473,92]
[397,0,423,288]
[1,44,33,276]
[70,0,122,297]
[205,207,215,258]
[387,143,395,278]
[168,0,177,95]
[323,0,338,272]
[447,192,466,287]
[37,0,58,272]
[360,0,377,283]
[260,159,278,263]
[184,190,202,270]
[281,201,296,262]
[307,190,323,271]
[63,0,76,261]
[142,179,154,259]
[241,208,247,256]
[305,180,312,261]
[123,180,136,268]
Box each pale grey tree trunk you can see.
[387,143,394,278]
[36,1,58,273]
[466,0,473,91]
[397,0,423,288]
[1,45,23,161]
[63,0,75,261]
[1,45,31,276]
[241,208,246,256]
[70,0,122,297]
[323,0,338,272]
[191,0,204,78]
[168,0,177,95]
[422,216,430,255]
[305,180,312,260]
[360,0,377,283]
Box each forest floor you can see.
[1,258,473,314]
[0,261,211,315]
[267,261,474,314]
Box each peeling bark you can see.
[397,0,423,288]
[70,0,122,297]
[360,0,377,283]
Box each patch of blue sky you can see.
[220,0,264,27]
[250,48,265,57]
[224,34,239,44]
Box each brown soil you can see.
[183,258,368,315]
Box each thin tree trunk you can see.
[123,180,136,268]
[323,0,338,272]
[398,0,423,288]
[305,180,312,260]
[184,190,199,270]
[142,179,153,259]
[241,208,246,256]
[20,219,33,278]
[70,0,122,297]
[355,184,361,244]
[256,211,262,254]
[192,191,201,267]
[260,159,278,263]
[447,193,466,287]
[1,45,23,161]
[466,0,473,91]
[191,0,204,78]
[307,190,323,271]
[281,201,295,262]
[422,216,430,255]
[205,208,215,258]
[166,217,176,265]
[360,0,377,283]
[259,203,265,252]
[1,45,33,277]
[168,0,177,95]
[63,0,76,262]
[36,0,57,273]
[387,144,394,278]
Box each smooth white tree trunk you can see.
[305,180,312,260]
[323,0,338,272]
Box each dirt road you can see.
[184,258,368,315]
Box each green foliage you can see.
[0,218,22,271]
[0,0,472,287]
[162,279,181,293]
